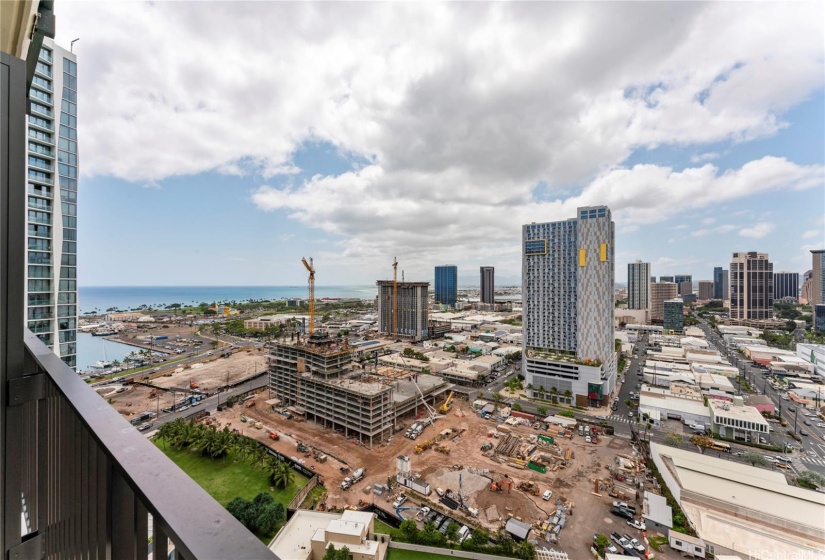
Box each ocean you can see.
[78,285,378,314]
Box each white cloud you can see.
[56,2,824,280]
[692,224,737,237]
[691,152,721,163]
[738,223,775,239]
[701,217,717,225]
[62,2,823,185]
[801,229,823,240]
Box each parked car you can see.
[543,490,553,501]
[627,519,646,531]
[610,507,633,520]
[392,494,407,508]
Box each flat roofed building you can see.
[698,280,714,300]
[730,252,774,320]
[773,271,799,301]
[434,265,458,306]
[708,397,769,443]
[811,250,824,305]
[651,282,677,323]
[480,266,495,304]
[649,442,825,558]
[663,299,684,333]
[269,510,388,560]
[628,260,651,310]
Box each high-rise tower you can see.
[25,38,78,369]
[730,252,774,320]
[434,265,457,307]
[627,261,651,311]
[480,266,495,305]
[522,206,615,407]
[811,250,824,306]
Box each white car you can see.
[627,519,646,531]
[392,494,408,508]
[543,490,553,501]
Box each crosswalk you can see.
[608,415,634,424]
[800,456,825,467]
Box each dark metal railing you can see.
[3,333,274,559]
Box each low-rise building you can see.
[269,510,389,560]
[796,343,825,379]
[649,443,825,558]
[643,491,672,537]
[708,397,769,443]
[639,385,710,426]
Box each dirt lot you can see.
[209,399,675,558]
[102,350,267,418]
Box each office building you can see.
[815,305,825,333]
[698,281,714,301]
[660,275,674,283]
[678,281,692,297]
[801,270,814,304]
[675,275,692,295]
[651,282,678,323]
[627,261,651,310]
[522,206,616,407]
[773,271,799,301]
[434,265,457,306]
[663,299,684,332]
[811,250,825,306]
[651,276,656,284]
[730,252,774,320]
[480,266,495,304]
[25,38,78,369]
[721,269,729,301]
[713,267,724,299]
[376,280,429,341]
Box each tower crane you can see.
[301,257,316,335]
[392,257,398,338]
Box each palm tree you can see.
[270,460,294,490]
[563,389,572,403]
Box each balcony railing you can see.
[3,332,274,559]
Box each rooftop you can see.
[708,399,769,425]
[270,510,340,559]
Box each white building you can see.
[639,385,710,426]
[708,397,769,443]
[650,443,825,558]
[268,510,389,560]
[796,343,825,379]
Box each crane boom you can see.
[301,257,315,335]
[392,257,398,338]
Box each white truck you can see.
[341,477,352,490]
[352,467,365,482]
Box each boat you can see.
[92,329,116,337]
[92,360,113,369]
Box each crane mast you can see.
[392,257,398,338]
[301,257,315,335]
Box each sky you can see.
[58,1,825,287]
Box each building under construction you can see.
[376,280,429,342]
[268,335,449,447]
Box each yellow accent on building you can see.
[600,243,607,262]
[579,249,586,267]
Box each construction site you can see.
[99,348,266,419]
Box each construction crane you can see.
[438,391,454,414]
[392,257,398,338]
[301,257,315,335]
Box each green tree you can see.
[226,497,254,528]
[797,470,825,489]
[399,519,418,542]
[740,451,770,467]
[270,459,295,490]
[537,406,548,416]
[594,534,610,554]
[664,432,683,448]
[512,403,522,411]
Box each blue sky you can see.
[61,2,824,287]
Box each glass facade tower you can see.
[25,38,78,369]
[434,265,457,307]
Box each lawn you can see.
[387,549,458,560]
[153,437,308,507]
[374,519,401,538]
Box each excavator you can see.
[490,478,512,493]
[438,391,454,414]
